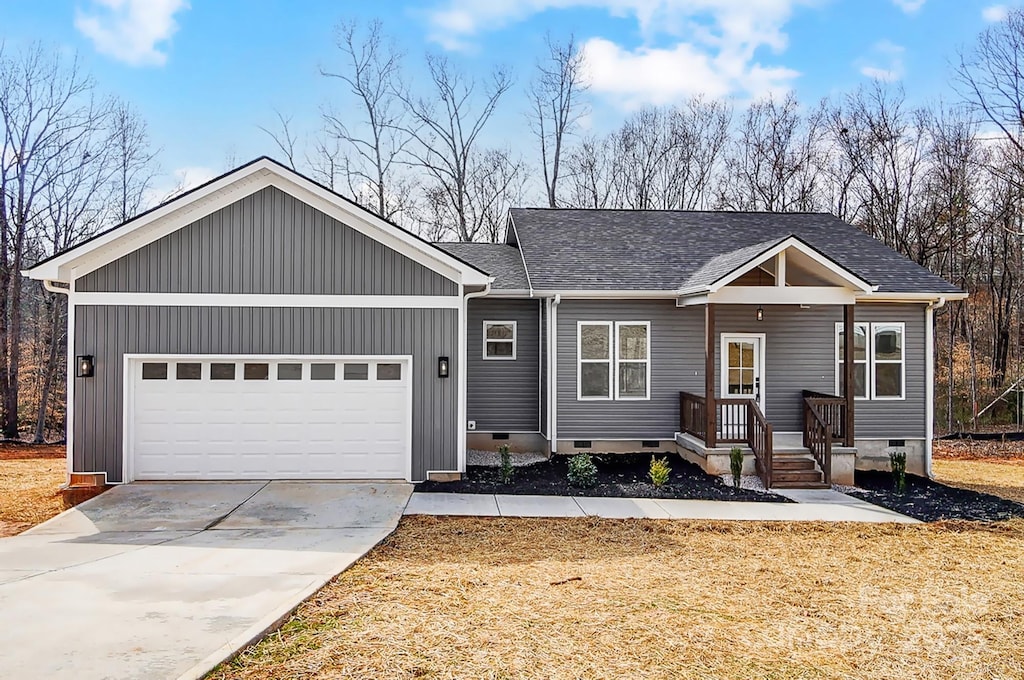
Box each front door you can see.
[720,334,766,439]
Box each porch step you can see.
[772,458,816,471]
[772,469,825,484]
[771,480,831,489]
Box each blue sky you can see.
[1,0,1015,196]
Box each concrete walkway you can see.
[405,489,918,523]
[0,481,412,680]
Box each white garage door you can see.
[128,357,411,481]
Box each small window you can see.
[616,322,649,399]
[175,363,201,380]
[873,323,904,399]
[142,362,168,380]
[311,363,336,380]
[377,363,402,381]
[578,322,612,399]
[343,363,369,380]
[483,321,517,360]
[244,363,269,380]
[210,363,236,380]
[277,363,302,380]
[836,323,869,399]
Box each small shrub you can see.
[567,453,598,488]
[890,450,907,494]
[648,456,671,487]
[498,444,514,485]
[729,446,744,488]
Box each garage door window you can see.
[311,363,336,380]
[176,363,201,380]
[343,363,369,380]
[244,363,269,380]
[377,363,402,380]
[210,363,235,380]
[142,363,167,380]
[278,363,302,380]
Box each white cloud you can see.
[891,0,925,13]
[144,166,216,207]
[982,4,1010,22]
[74,0,190,66]
[857,40,905,83]
[425,0,814,103]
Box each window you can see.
[836,322,904,400]
[210,363,236,380]
[836,322,868,399]
[175,363,201,380]
[377,363,402,381]
[483,321,517,360]
[310,363,336,380]
[616,322,650,399]
[141,362,168,380]
[873,323,904,399]
[277,363,302,380]
[578,322,612,399]
[244,363,269,380]
[343,363,369,380]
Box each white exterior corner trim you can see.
[72,292,462,309]
[24,158,491,288]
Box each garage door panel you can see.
[131,357,411,480]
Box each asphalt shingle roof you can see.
[435,243,530,291]
[506,209,963,295]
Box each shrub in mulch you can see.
[415,453,792,503]
[845,470,1024,522]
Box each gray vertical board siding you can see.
[713,304,843,432]
[850,303,927,438]
[539,302,548,437]
[74,305,458,482]
[556,300,704,439]
[77,186,458,296]
[466,298,540,432]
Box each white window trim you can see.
[614,321,651,401]
[835,322,870,401]
[871,322,906,401]
[577,321,613,401]
[483,320,517,361]
[834,322,906,401]
[719,333,767,412]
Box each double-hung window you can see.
[836,322,905,400]
[483,321,517,360]
[578,321,650,400]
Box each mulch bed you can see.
[845,470,1024,522]
[415,453,791,503]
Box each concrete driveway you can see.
[0,481,412,680]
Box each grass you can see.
[933,438,1024,505]
[0,444,106,537]
[213,516,1024,680]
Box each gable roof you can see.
[507,208,964,296]
[434,243,530,291]
[24,157,491,287]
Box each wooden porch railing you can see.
[747,399,773,489]
[801,390,846,446]
[679,391,707,442]
[803,397,833,486]
[716,398,753,443]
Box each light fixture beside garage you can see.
[438,356,450,378]
[76,355,95,378]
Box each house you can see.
[24,157,965,489]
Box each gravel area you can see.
[718,474,770,492]
[844,470,1024,522]
[466,449,548,467]
[416,453,792,502]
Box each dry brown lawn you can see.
[933,437,1024,505]
[213,516,1024,680]
[0,444,106,537]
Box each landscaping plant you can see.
[729,446,744,488]
[567,453,598,488]
[648,456,671,487]
[890,450,907,494]
[498,444,514,485]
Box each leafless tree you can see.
[397,54,513,240]
[108,100,158,222]
[258,109,302,170]
[529,34,588,208]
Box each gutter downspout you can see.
[43,280,74,488]
[924,297,946,478]
[549,294,560,454]
[460,281,492,474]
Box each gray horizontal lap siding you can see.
[77,186,457,296]
[74,306,459,482]
[466,298,540,432]
[557,300,704,440]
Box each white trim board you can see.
[72,293,461,309]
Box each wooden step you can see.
[770,480,831,489]
[772,469,825,484]
[772,458,816,471]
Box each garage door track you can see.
[0,481,412,679]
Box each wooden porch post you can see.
[844,303,856,447]
[706,303,717,448]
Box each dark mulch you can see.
[845,470,1024,522]
[416,453,792,503]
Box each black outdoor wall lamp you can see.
[438,356,450,378]
[756,306,764,322]
[76,355,95,378]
